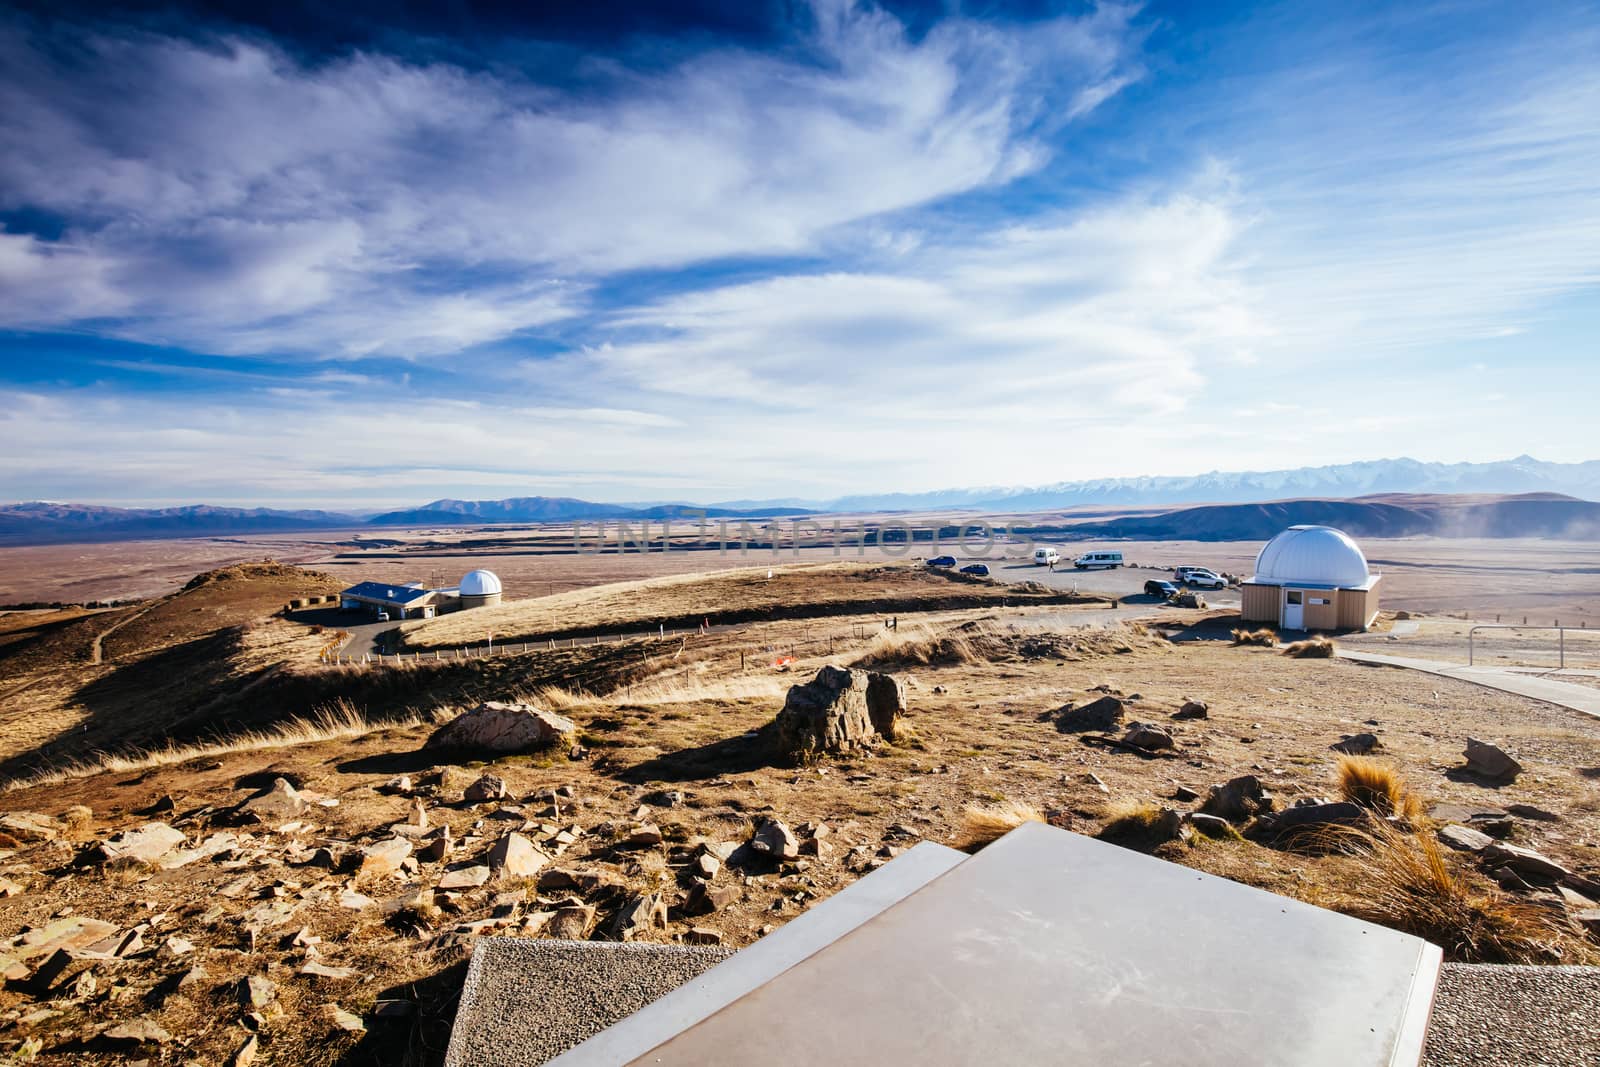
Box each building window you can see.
[1286,591,1303,605]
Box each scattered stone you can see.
[1462,738,1522,782]
[160,936,195,957]
[328,1005,366,1033]
[546,904,596,940]
[1172,785,1200,803]
[0,877,24,898]
[932,685,947,695]
[694,853,721,880]
[103,1018,171,1046]
[380,776,414,796]
[0,812,62,843]
[1253,801,1366,837]
[87,822,186,866]
[357,838,413,881]
[1174,700,1208,720]
[624,824,664,848]
[438,865,491,890]
[1084,772,1110,794]
[338,889,377,910]
[1482,841,1569,882]
[1055,696,1125,733]
[1200,775,1274,822]
[613,893,668,941]
[463,774,508,804]
[775,665,906,758]
[1438,824,1495,853]
[1507,804,1561,822]
[239,778,309,821]
[685,926,723,945]
[231,1033,260,1067]
[1330,733,1382,755]
[1121,722,1174,751]
[157,831,239,870]
[238,975,277,1009]
[418,827,452,864]
[1187,813,1237,839]
[749,818,800,862]
[641,790,684,808]
[301,961,359,980]
[426,701,578,755]
[487,833,549,879]
[683,882,740,916]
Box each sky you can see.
[0,0,1597,508]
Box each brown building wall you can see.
[1303,593,1339,631]
[1337,580,1380,630]
[1241,583,1279,623]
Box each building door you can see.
[1283,589,1304,630]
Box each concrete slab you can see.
[443,941,732,1067]
[1340,650,1600,718]
[625,822,1442,1066]
[548,840,966,1066]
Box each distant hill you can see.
[365,497,813,526]
[1048,492,1600,542]
[0,503,357,545]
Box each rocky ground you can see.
[4,604,1600,1064]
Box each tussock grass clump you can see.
[1324,821,1571,963]
[1283,636,1337,658]
[3,699,425,793]
[1098,800,1184,849]
[852,625,991,668]
[1231,627,1278,647]
[1337,756,1423,820]
[955,799,1044,852]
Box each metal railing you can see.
[1468,624,1581,668]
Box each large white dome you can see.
[1253,526,1370,587]
[459,569,502,597]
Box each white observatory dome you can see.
[459,570,503,597]
[1253,526,1370,587]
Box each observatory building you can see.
[1240,525,1381,631]
[458,569,503,609]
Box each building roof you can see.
[341,581,436,606]
[460,569,502,597]
[1250,525,1372,588]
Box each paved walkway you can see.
[1339,650,1600,719]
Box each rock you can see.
[239,778,309,821]
[238,974,276,1009]
[932,685,947,695]
[0,812,62,843]
[775,665,906,758]
[1187,813,1236,839]
[103,1018,171,1046]
[694,853,721,879]
[641,790,684,808]
[487,833,548,879]
[749,818,799,862]
[156,831,239,870]
[1084,773,1110,794]
[304,847,339,870]
[1055,696,1125,733]
[301,961,359,980]
[613,893,668,941]
[1254,801,1367,837]
[338,889,377,910]
[1462,738,1522,782]
[88,823,186,866]
[358,838,413,881]
[624,824,664,848]
[160,936,195,957]
[329,1005,367,1033]
[463,774,508,804]
[425,701,577,754]
[685,926,724,945]
[438,865,491,890]
[683,882,740,915]
[1507,804,1561,822]
[379,776,414,796]
[0,877,22,898]
[1121,722,1174,751]
[1174,700,1208,720]
[546,904,596,940]
[1482,841,1570,882]
[1330,733,1382,755]
[1200,775,1274,822]
[1172,785,1200,803]
[418,828,452,864]
[232,1034,260,1067]
[1437,824,1495,853]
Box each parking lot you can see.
[948,551,1244,610]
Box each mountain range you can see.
[1,456,1596,545]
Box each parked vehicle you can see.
[1144,579,1179,598]
[1033,547,1060,567]
[960,563,990,577]
[1183,570,1226,590]
[926,556,957,568]
[1173,565,1206,581]
[375,610,390,621]
[1073,550,1124,570]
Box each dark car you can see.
[926,556,957,568]
[1144,579,1179,598]
[960,563,990,577]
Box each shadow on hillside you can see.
[1150,613,1244,643]
[620,725,780,783]
[336,748,460,777]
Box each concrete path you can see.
[1339,650,1600,719]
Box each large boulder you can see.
[1200,775,1274,822]
[1253,800,1367,838]
[775,666,905,759]
[426,702,577,755]
[88,823,185,866]
[1055,696,1125,733]
[1462,738,1522,783]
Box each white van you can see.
[1033,546,1060,566]
[1073,550,1124,570]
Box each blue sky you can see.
[0,0,1596,507]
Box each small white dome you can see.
[460,569,502,597]
[1253,526,1370,587]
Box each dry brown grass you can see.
[2,699,427,792]
[850,624,990,668]
[1322,821,1573,963]
[1231,627,1278,647]
[1336,756,1424,820]
[954,799,1044,852]
[1098,799,1184,849]
[1283,635,1337,658]
[524,672,790,711]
